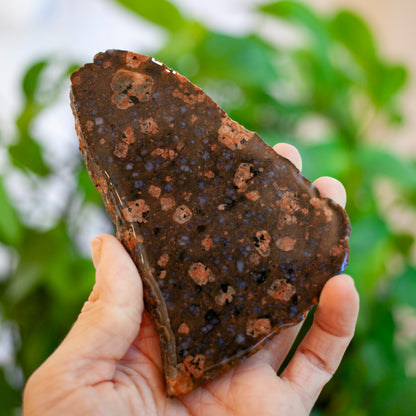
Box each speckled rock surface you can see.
[70,50,351,397]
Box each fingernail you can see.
[90,237,103,268]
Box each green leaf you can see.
[329,11,407,108]
[156,22,207,71]
[349,216,389,256]
[66,63,82,77]
[355,146,416,189]
[347,214,392,292]
[329,11,377,69]
[77,164,102,204]
[299,141,350,180]
[5,261,42,304]
[0,178,22,245]
[6,223,71,303]
[22,60,48,101]
[114,0,188,32]
[195,33,278,89]
[392,233,414,257]
[0,371,22,415]
[368,374,416,415]
[390,267,416,307]
[8,132,50,176]
[359,340,394,387]
[371,64,407,107]
[259,1,332,71]
[260,1,328,45]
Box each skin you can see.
[23,144,359,416]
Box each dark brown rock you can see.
[70,50,351,396]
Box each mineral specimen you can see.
[70,50,350,396]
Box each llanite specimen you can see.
[70,50,350,396]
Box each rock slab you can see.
[70,50,351,396]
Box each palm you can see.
[97,312,306,416]
[24,238,357,416]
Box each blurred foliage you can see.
[0,0,415,414]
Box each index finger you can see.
[273,143,346,208]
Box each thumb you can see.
[281,275,359,412]
[57,234,144,363]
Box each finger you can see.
[281,274,359,413]
[251,323,301,372]
[273,143,302,171]
[257,144,346,372]
[57,234,144,364]
[272,144,346,208]
[313,176,347,208]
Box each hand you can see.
[23,144,359,416]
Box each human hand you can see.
[23,144,359,416]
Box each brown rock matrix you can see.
[70,50,351,397]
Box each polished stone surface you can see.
[71,50,351,396]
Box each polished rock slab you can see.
[70,50,350,396]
